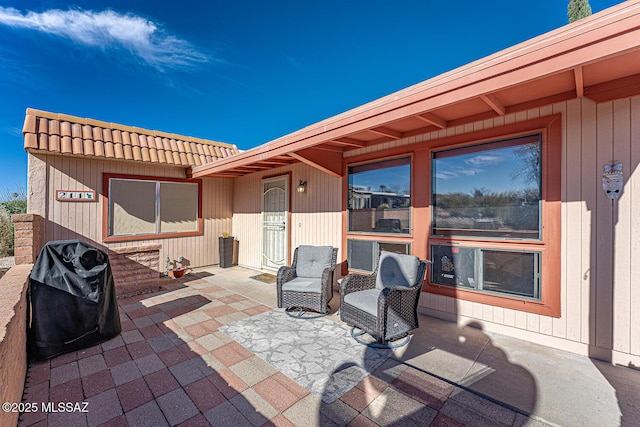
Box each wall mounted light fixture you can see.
[602,161,623,200]
[297,180,307,193]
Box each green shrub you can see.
[0,205,12,257]
[0,186,27,257]
[2,198,26,216]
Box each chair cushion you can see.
[296,246,334,278]
[343,288,382,317]
[282,277,323,294]
[375,251,420,289]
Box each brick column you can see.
[11,214,42,265]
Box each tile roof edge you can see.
[24,108,238,150]
[25,148,203,167]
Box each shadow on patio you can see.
[19,275,287,426]
[18,266,640,426]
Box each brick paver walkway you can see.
[19,274,546,426]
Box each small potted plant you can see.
[219,232,234,268]
[168,256,187,278]
[168,267,185,279]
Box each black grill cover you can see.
[28,240,121,360]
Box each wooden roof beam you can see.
[574,66,584,98]
[584,72,640,103]
[210,172,245,177]
[233,166,266,172]
[416,112,447,129]
[480,94,506,116]
[289,148,342,178]
[368,126,402,139]
[308,145,344,153]
[255,160,292,166]
[329,137,367,148]
[236,164,267,170]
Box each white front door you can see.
[262,176,289,270]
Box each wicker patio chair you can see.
[277,246,338,317]
[340,251,428,347]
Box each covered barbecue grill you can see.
[28,240,121,360]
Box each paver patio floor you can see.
[18,266,640,426]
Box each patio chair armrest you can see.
[321,266,336,287]
[340,273,376,296]
[380,284,421,298]
[276,266,297,289]
[378,285,422,313]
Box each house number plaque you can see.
[55,190,97,202]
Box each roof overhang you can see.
[190,0,640,179]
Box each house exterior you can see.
[20,110,237,293]
[20,1,640,366]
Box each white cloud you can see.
[465,154,502,166]
[1,126,22,137]
[459,168,480,176]
[435,171,458,180]
[435,167,480,181]
[0,7,208,71]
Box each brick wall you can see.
[0,265,31,427]
[11,214,162,297]
[108,244,161,297]
[11,214,42,265]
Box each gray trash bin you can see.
[219,236,234,268]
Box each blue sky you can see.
[0,0,622,193]
[433,143,540,195]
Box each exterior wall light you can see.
[297,180,307,193]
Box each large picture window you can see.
[104,175,202,242]
[348,157,411,234]
[432,134,541,239]
[427,126,559,314]
[430,134,542,300]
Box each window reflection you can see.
[348,157,411,234]
[432,135,541,239]
[347,240,410,272]
[430,245,540,300]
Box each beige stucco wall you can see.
[341,96,640,366]
[26,155,233,271]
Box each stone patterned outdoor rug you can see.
[220,310,391,403]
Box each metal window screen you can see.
[348,240,411,272]
[109,179,156,236]
[159,182,198,233]
[348,240,374,272]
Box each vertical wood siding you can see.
[345,96,640,361]
[232,163,342,271]
[28,156,233,271]
[630,96,640,357]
